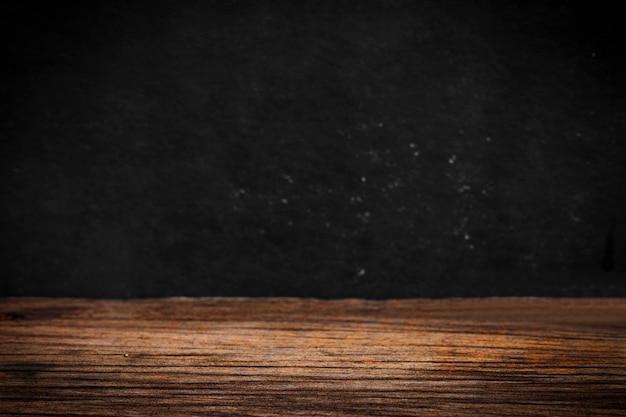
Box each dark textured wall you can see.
[2,0,625,298]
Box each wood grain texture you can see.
[1,298,625,416]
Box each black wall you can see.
[2,0,625,298]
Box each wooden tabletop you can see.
[1,298,625,416]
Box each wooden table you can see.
[1,298,625,416]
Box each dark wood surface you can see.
[1,298,625,416]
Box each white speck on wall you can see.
[357,211,371,222]
[464,234,470,240]
[281,198,288,204]
[357,268,366,277]
[486,136,491,142]
[448,154,456,164]
[387,179,402,189]
[361,176,367,183]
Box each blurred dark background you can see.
[2,0,625,298]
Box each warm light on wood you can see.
[1,298,625,415]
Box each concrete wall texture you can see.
[2,0,625,297]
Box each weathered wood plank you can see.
[1,298,625,416]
